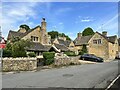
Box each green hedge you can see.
[28,52,36,57]
[3,49,12,57]
[43,52,55,65]
[12,51,27,58]
[64,51,77,56]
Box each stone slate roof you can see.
[51,38,72,47]
[74,35,93,45]
[7,26,41,40]
[96,32,117,44]
[74,32,117,45]
[26,42,50,52]
[107,36,117,44]
[54,43,69,52]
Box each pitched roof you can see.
[74,35,93,45]
[26,42,50,51]
[107,36,117,44]
[74,32,117,46]
[7,26,41,40]
[96,32,117,44]
[51,38,72,47]
[54,43,69,52]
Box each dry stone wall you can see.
[54,53,80,66]
[2,58,37,71]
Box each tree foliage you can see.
[82,27,95,36]
[3,38,31,58]
[48,31,71,40]
[20,24,30,31]
[79,44,88,55]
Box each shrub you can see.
[3,49,12,57]
[43,52,55,65]
[28,52,36,57]
[12,51,27,58]
[64,51,76,56]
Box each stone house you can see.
[51,36,75,52]
[8,18,51,45]
[74,31,118,59]
[7,18,70,55]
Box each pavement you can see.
[2,60,119,89]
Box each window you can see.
[93,39,102,44]
[31,36,38,42]
[93,40,97,44]
[98,39,102,44]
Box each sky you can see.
[1,1,119,40]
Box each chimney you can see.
[77,32,82,39]
[102,31,107,36]
[41,18,46,32]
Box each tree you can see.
[12,39,31,57]
[48,31,59,39]
[79,44,87,55]
[3,38,31,57]
[82,27,95,36]
[20,24,30,31]
[48,31,71,40]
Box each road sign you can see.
[0,37,6,48]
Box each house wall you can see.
[22,27,50,45]
[88,33,109,59]
[22,27,41,42]
[108,39,118,59]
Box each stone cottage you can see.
[74,31,118,59]
[51,36,76,52]
[7,18,71,55]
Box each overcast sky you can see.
[1,1,119,40]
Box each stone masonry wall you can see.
[2,58,37,71]
[54,53,80,66]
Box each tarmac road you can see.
[2,60,119,89]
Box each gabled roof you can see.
[54,43,69,52]
[96,32,117,44]
[7,26,41,40]
[51,38,72,47]
[74,35,93,45]
[107,36,117,44]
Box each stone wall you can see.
[2,58,37,72]
[54,53,80,66]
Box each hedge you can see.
[43,52,55,65]
[28,52,36,57]
[64,51,77,56]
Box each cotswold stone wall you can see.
[54,53,80,66]
[2,58,37,71]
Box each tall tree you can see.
[82,27,95,36]
[48,31,71,40]
[20,24,30,31]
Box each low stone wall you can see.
[54,53,80,66]
[2,58,37,72]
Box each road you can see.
[2,60,119,89]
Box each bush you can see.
[28,52,36,57]
[43,52,55,65]
[3,49,12,57]
[64,51,76,56]
[12,51,27,58]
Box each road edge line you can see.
[105,74,120,90]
